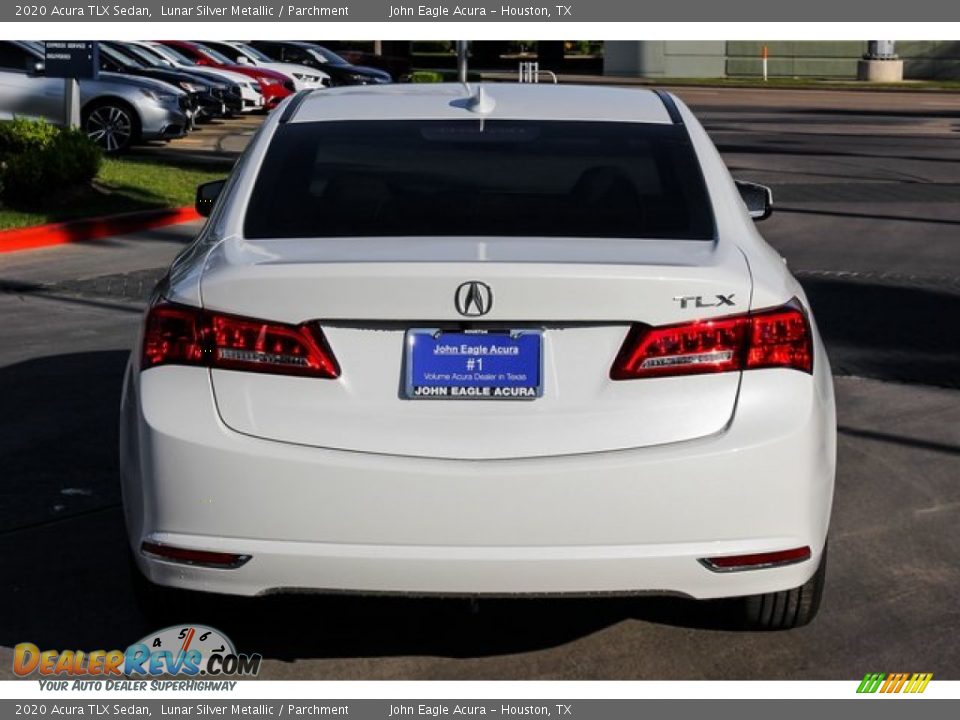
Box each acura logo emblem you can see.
[454,281,493,317]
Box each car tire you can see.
[736,542,827,630]
[83,100,140,153]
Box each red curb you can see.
[0,206,202,254]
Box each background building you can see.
[603,41,960,79]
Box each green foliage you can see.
[0,118,102,204]
[409,71,444,83]
[0,116,60,153]
[408,70,484,83]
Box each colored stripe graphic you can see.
[857,672,932,694]
[857,673,885,693]
[905,673,933,694]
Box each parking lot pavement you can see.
[137,113,262,165]
[0,87,957,679]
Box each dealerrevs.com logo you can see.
[857,672,933,694]
[14,625,261,681]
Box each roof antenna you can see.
[466,85,495,115]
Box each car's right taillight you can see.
[142,301,340,379]
[610,299,812,380]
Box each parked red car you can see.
[157,40,295,109]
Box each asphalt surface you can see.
[0,87,958,680]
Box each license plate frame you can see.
[404,328,543,401]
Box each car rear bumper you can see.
[139,532,825,599]
[121,361,835,599]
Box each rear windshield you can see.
[244,120,715,240]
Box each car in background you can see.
[249,41,392,86]
[320,44,411,79]
[122,84,835,630]
[195,41,329,91]
[102,41,242,120]
[96,43,201,128]
[130,41,262,113]
[157,41,294,110]
[0,40,189,152]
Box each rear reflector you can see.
[141,541,251,569]
[142,301,340,378]
[699,546,812,572]
[610,298,813,380]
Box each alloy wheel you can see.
[85,105,133,152]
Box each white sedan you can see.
[198,40,330,90]
[121,84,836,630]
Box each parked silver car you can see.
[0,41,190,152]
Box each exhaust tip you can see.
[699,546,811,573]
[141,541,251,569]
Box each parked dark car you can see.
[321,46,411,79]
[97,43,202,126]
[249,41,392,86]
[103,41,243,119]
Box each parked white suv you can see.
[121,84,835,630]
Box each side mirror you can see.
[28,60,45,76]
[195,179,226,217]
[735,180,773,221]
[236,55,250,65]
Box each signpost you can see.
[456,40,468,83]
[43,41,98,130]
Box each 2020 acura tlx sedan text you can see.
[120,84,836,630]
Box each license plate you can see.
[404,329,542,400]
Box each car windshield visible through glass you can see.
[151,44,195,66]
[121,44,165,67]
[235,43,273,63]
[195,44,235,65]
[244,120,716,241]
[306,45,348,66]
[100,44,140,68]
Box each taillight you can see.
[142,301,340,378]
[744,304,813,373]
[611,299,812,380]
[699,546,811,572]
[141,541,251,569]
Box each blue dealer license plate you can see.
[405,329,543,400]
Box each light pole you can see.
[456,41,469,83]
[858,40,903,82]
[866,41,897,59]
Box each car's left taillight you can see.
[610,299,813,380]
[142,301,340,378]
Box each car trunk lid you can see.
[200,236,751,459]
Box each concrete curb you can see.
[0,206,201,254]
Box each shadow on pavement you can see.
[781,205,960,227]
[699,104,960,121]
[715,141,960,166]
[798,275,960,388]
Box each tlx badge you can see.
[673,294,736,310]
